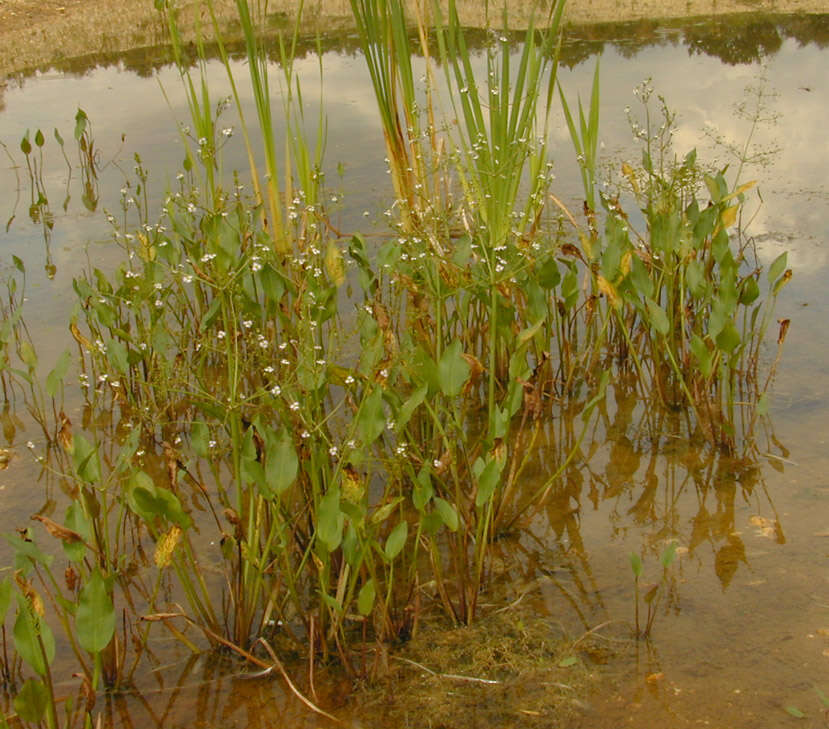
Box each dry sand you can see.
[0,0,828,81]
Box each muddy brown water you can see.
[1,9,829,729]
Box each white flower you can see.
[345,375,355,385]
[289,401,300,411]
[217,330,226,340]
[270,385,281,396]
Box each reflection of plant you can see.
[630,541,677,639]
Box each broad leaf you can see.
[76,569,115,654]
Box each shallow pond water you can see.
[1,9,829,729]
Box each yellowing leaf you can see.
[324,242,345,286]
[621,161,639,197]
[720,204,738,229]
[154,525,182,568]
[596,275,620,309]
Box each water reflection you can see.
[505,383,788,635]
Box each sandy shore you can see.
[1,0,828,81]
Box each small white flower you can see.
[433,459,441,468]
[26,441,35,450]
[329,446,339,457]
[345,374,355,385]
[300,430,310,439]
[221,127,233,138]
[242,320,253,329]
[264,366,275,374]
[270,385,281,396]
[217,330,226,340]
[208,440,217,449]
[289,401,300,411]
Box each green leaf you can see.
[784,705,806,719]
[76,569,115,654]
[0,578,12,619]
[128,471,191,528]
[739,276,760,306]
[715,319,741,355]
[437,340,470,398]
[34,129,45,147]
[384,520,408,561]
[396,385,427,431]
[412,466,433,512]
[370,497,403,525]
[14,679,48,722]
[74,108,88,141]
[45,349,72,397]
[768,252,787,284]
[72,433,101,484]
[63,500,91,563]
[434,498,459,532]
[199,296,222,332]
[537,258,561,290]
[191,421,210,458]
[475,457,502,508]
[317,489,344,552]
[3,532,53,572]
[107,339,129,375]
[756,392,769,417]
[660,541,678,568]
[357,579,376,617]
[690,335,713,379]
[19,341,37,370]
[265,431,298,496]
[645,298,669,336]
[630,553,643,578]
[356,386,385,446]
[14,598,55,676]
[558,656,578,668]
